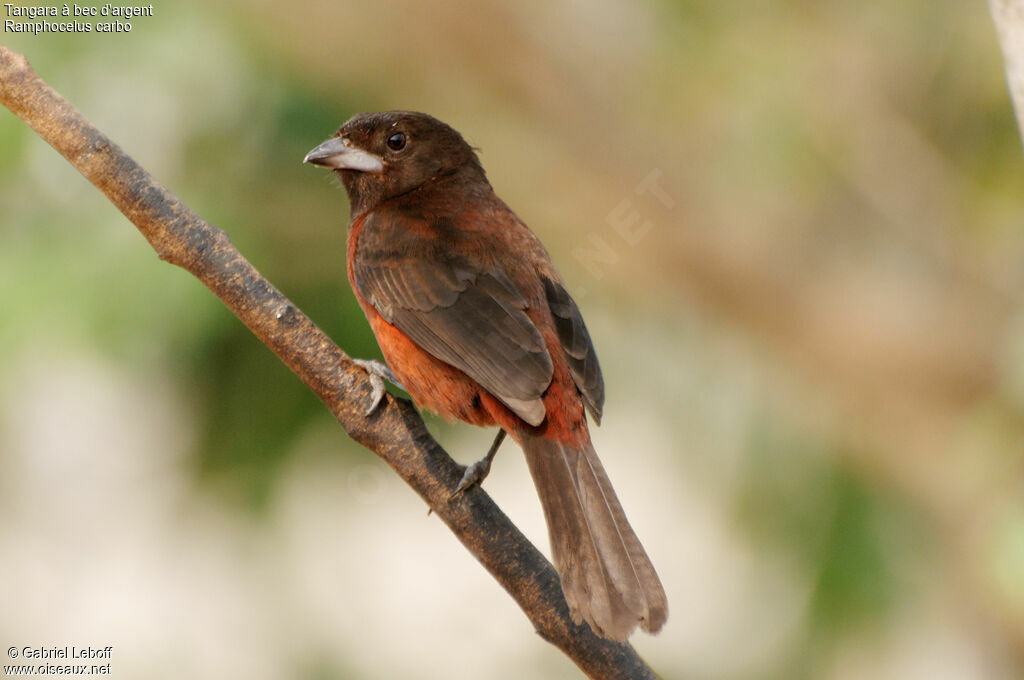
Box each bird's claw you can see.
[352,359,404,416]
[449,429,506,499]
[450,458,493,499]
[364,373,386,416]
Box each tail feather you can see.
[522,433,668,640]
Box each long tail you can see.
[521,432,668,640]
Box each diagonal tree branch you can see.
[990,0,1024,150]
[0,45,660,680]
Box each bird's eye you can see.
[386,132,407,151]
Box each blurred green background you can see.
[2,1,1024,678]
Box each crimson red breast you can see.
[305,111,667,640]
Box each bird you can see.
[304,111,667,640]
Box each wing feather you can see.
[356,257,553,426]
[543,277,605,424]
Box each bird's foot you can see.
[452,459,493,498]
[352,358,405,416]
[450,430,507,498]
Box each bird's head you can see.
[304,110,486,216]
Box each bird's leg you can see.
[451,429,507,498]
[352,358,405,415]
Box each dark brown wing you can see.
[355,257,554,426]
[543,277,604,424]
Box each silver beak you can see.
[303,137,384,173]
